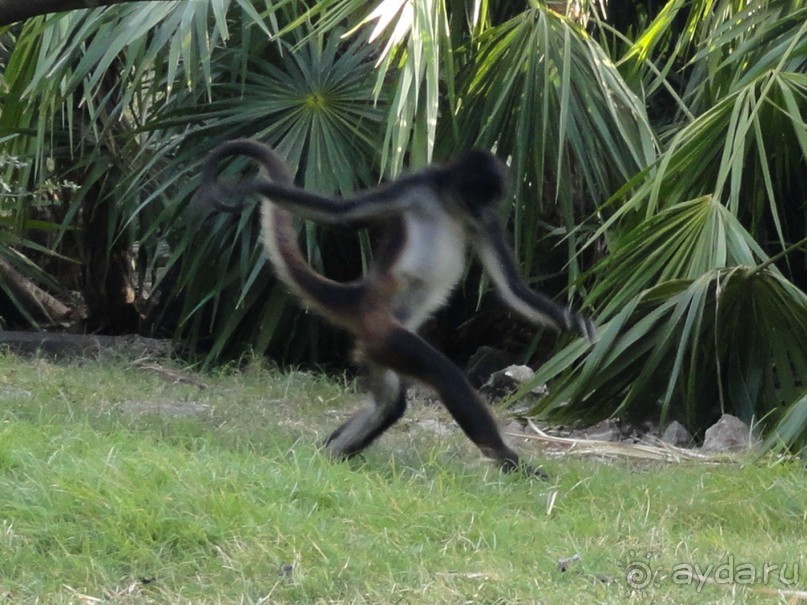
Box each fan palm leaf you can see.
[452,7,656,281]
[526,265,807,448]
[588,195,771,318]
[0,1,273,328]
[304,0,458,173]
[595,69,807,287]
[137,27,386,361]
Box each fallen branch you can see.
[0,256,70,325]
[510,420,733,463]
[0,331,170,358]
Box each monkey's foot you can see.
[522,463,550,481]
[499,457,550,480]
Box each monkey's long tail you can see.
[204,139,366,329]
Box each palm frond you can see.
[589,195,770,318]
[136,26,386,362]
[618,0,807,113]
[766,390,807,453]
[308,0,492,173]
[526,266,807,446]
[684,2,807,113]
[450,7,655,286]
[598,70,807,278]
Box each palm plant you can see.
[143,23,387,362]
[523,0,807,450]
[0,0,266,332]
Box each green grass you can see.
[0,351,804,604]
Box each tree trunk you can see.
[81,185,140,334]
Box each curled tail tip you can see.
[197,181,247,214]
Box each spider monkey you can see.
[200,139,595,477]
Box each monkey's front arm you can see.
[475,215,595,340]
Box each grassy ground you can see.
[0,350,804,604]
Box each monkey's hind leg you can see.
[324,365,407,459]
[372,327,548,479]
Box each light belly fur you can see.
[393,209,466,329]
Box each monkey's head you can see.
[437,150,507,217]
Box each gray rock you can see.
[702,414,756,451]
[465,346,517,388]
[504,420,528,435]
[571,419,620,442]
[660,420,693,447]
[480,364,547,400]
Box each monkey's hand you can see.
[564,309,597,342]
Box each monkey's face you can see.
[438,150,507,220]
